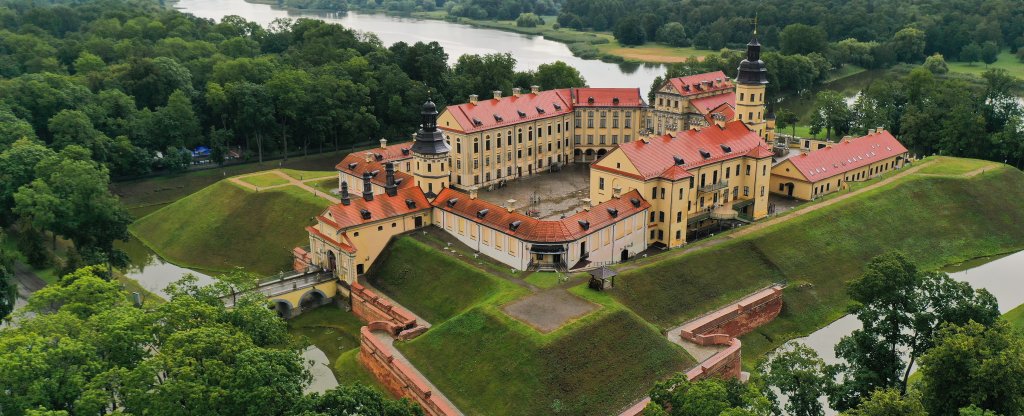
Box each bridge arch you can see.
[270,299,294,319]
[299,288,330,310]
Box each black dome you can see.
[736,37,768,85]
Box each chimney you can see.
[379,138,387,148]
[364,152,373,162]
[876,126,884,133]
[469,189,478,200]
[362,172,374,201]
[512,87,521,97]
[492,90,502,100]
[867,129,875,135]
[530,85,540,94]
[506,199,516,212]
[340,181,351,205]
[384,162,398,197]
[469,94,478,104]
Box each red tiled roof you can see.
[305,226,356,253]
[607,120,771,181]
[431,188,650,243]
[323,186,431,229]
[334,142,413,170]
[571,87,646,107]
[667,71,734,97]
[336,158,415,190]
[441,89,574,133]
[701,102,736,126]
[788,130,908,181]
[691,93,735,115]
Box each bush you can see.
[613,16,646,46]
[923,53,948,74]
[515,13,543,28]
[568,42,600,59]
[655,22,689,47]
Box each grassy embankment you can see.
[365,236,693,416]
[609,157,1024,366]
[1006,304,1024,332]
[129,180,331,275]
[239,172,291,187]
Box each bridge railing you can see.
[221,269,335,307]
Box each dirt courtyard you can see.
[502,289,600,333]
[476,163,592,220]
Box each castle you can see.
[295,33,790,286]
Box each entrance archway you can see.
[596,149,607,159]
[326,251,336,272]
[785,182,795,197]
[270,300,293,319]
[620,249,629,262]
[573,148,582,161]
[584,149,595,161]
[299,289,328,311]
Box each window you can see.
[746,165,751,175]
[650,230,657,239]
[743,186,749,197]
[599,135,606,144]
[612,135,618,144]
[735,164,740,176]
[599,177,605,190]
[763,165,767,176]
[761,186,765,196]
[624,135,631,142]
[650,212,656,222]
[739,92,744,102]
[378,226,383,231]
[575,135,581,145]
[588,111,594,128]
[587,135,594,144]
[676,230,681,239]
[679,189,684,199]
[600,112,607,128]
[660,188,665,199]
[612,118,619,128]
[676,212,682,222]
[659,211,665,222]
[485,139,490,151]
[456,142,461,153]
[473,142,478,153]
[725,169,730,179]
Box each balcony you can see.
[698,180,729,193]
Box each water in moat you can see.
[119,237,216,299]
[777,250,1024,414]
[172,0,665,90]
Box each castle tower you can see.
[735,32,769,141]
[411,100,450,199]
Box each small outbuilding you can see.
[588,266,617,291]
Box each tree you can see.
[515,13,543,28]
[0,243,14,320]
[147,89,202,150]
[889,27,926,63]
[0,139,56,225]
[844,389,926,416]
[918,321,1024,416]
[923,53,948,74]
[296,384,423,416]
[808,91,852,140]
[780,24,828,55]
[831,252,999,410]
[960,43,983,64]
[613,16,646,46]
[656,22,688,47]
[645,374,771,416]
[980,41,1000,66]
[775,108,799,138]
[533,61,586,90]
[0,108,37,150]
[761,343,833,416]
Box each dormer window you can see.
[360,209,371,220]
[447,198,459,207]
[607,208,618,217]
[673,155,685,165]
[370,170,380,177]
[405,199,416,209]
[509,221,522,231]
[375,154,384,161]
[578,220,590,230]
[587,96,595,104]
[553,103,562,110]
[630,198,641,207]
[348,162,358,170]
[472,117,483,126]
[699,149,711,159]
[612,97,619,105]
[494,114,503,122]
[720,144,732,153]
[476,209,489,218]
[517,110,527,117]
[401,148,410,155]
[536,106,545,114]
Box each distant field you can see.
[130,181,330,275]
[947,51,1024,80]
[610,158,1024,365]
[596,39,716,63]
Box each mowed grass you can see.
[365,237,520,323]
[947,50,1024,80]
[399,302,692,416]
[917,156,992,175]
[612,158,1024,365]
[596,40,717,63]
[239,172,290,187]
[130,180,330,275]
[280,168,335,181]
[523,271,561,288]
[1005,304,1024,332]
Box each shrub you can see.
[515,13,543,28]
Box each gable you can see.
[594,147,641,176]
[770,159,809,182]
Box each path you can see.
[367,328,464,415]
[229,170,340,203]
[3,261,46,327]
[618,160,939,272]
[356,277,433,329]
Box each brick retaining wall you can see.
[350,282,418,335]
[679,285,783,345]
[359,327,461,416]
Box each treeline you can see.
[0,0,585,178]
[340,0,559,18]
[645,253,1024,416]
[560,0,1023,58]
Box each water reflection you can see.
[119,238,215,299]
[172,0,665,89]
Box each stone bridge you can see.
[222,269,339,319]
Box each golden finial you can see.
[752,13,758,36]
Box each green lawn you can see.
[310,178,338,195]
[523,271,562,289]
[947,50,1024,80]
[366,237,521,323]
[398,286,693,416]
[239,172,290,187]
[280,168,335,181]
[610,158,1024,366]
[1005,304,1024,332]
[596,40,717,63]
[917,156,993,175]
[130,180,330,275]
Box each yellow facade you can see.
[590,149,771,248]
[734,83,767,141]
[308,209,431,284]
[572,106,645,161]
[413,152,449,196]
[770,155,907,201]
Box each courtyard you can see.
[475,163,591,220]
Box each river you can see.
[779,250,1024,414]
[172,0,665,90]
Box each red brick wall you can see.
[359,327,460,416]
[292,247,312,272]
[680,286,783,345]
[350,282,417,335]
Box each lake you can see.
[172,0,666,90]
